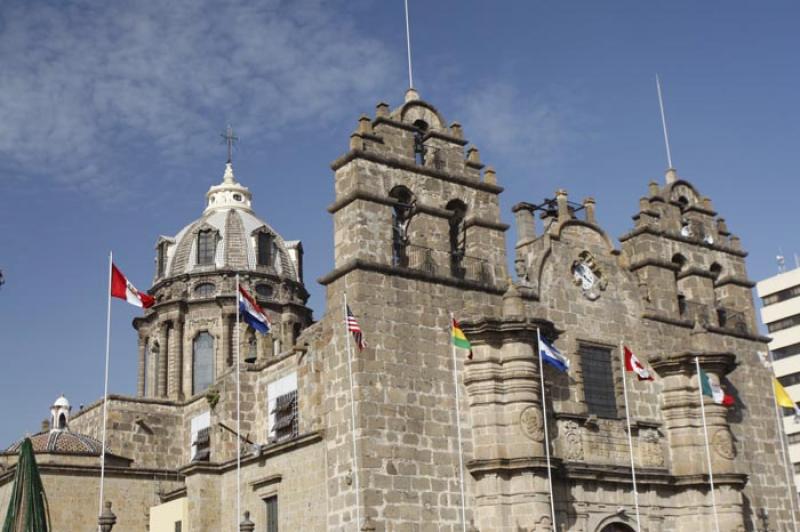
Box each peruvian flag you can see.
[624,346,654,381]
[111,264,155,308]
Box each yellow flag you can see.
[774,378,797,409]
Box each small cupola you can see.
[50,395,71,431]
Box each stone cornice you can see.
[714,275,756,289]
[642,311,769,343]
[649,351,737,377]
[467,456,557,477]
[330,149,503,194]
[619,226,747,257]
[0,463,182,486]
[318,258,506,295]
[628,258,680,273]
[458,316,556,341]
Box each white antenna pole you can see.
[449,314,468,532]
[98,251,113,529]
[695,356,721,532]
[404,0,414,89]
[236,274,242,530]
[769,350,800,532]
[536,328,557,530]
[656,74,674,169]
[620,342,642,530]
[343,292,361,531]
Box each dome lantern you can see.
[50,395,71,431]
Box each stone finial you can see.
[404,88,420,102]
[41,419,49,432]
[730,235,742,251]
[358,115,373,135]
[702,197,713,211]
[349,134,364,151]
[98,501,117,532]
[466,146,481,165]
[240,511,255,532]
[450,122,463,139]
[514,207,536,245]
[648,181,660,197]
[639,197,649,211]
[483,166,497,185]
[376,102,390,118]
[583,197,596,224]
[502,282,524,318]
[556,189,570,223]
[717,217,729,234]
[665,168,678,184]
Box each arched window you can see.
[244,329,257,364]
[197,230,216,265]
[194,282,216,298]
[256,283,274,299]
[413,120,428,165]
[389,186,415,267]
[157,242,168,277]
[57,413,67,429]
[447,200,467,278]
[257,232,274,267]
[672,254,688,317]
[193,332,214,394]
[710,262,722,280]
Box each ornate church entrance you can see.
[599,523,636,532]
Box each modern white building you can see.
[757,266,800,496]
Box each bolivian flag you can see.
[774,378,800,422]
[452,318,473,360]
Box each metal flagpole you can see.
[769,351,800,532]
[98,251,113,527]
[536,328,557,529]
[620,342,642,530]
[236,274,241,530]
[656,74,674,170]
[343,292,361,531]
[404,0,414,89]
[449,313,468,532]
[695,356,721,532]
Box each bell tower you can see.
[320,88,508,530]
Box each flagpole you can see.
[536,328,557,529]
[656,74,673,169]
[343,292,361,531]
[98,251,113,527]
[236,274,241,529]
[769,351,800,532]
[404,0,414,89]
[695,356,720,532]
[449,313,468,532]
[620,342,642,530]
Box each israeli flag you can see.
[540,338,570,373]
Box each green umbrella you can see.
[2,438,49,532]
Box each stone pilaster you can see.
[158,323,169,398]
[137,336,146,397]
[168,318,183,400]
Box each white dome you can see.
[53,395,70,408]
[155,163,301,283]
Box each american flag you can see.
[346,305,366,351]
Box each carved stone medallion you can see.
[561,420,584,461]
[520,406,544,442]
[712,429,736,460]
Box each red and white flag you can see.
[111,264,155,308]
[624,346,654,381]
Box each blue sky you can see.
[1,0,798,446]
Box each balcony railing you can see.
[394,244,495,286]
[678,299,750,334]
[716,307,749,334]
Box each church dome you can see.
[6,431,104,456]
[153,162,302,284]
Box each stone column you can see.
[168,318,184,400]
[137,336,146,397]
[158,323,169,398]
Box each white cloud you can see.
[0,0,396,197]
[456,82,575,168]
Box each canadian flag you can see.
[624,346,654,381]
[111,264,155,308]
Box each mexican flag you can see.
[699,367,734,407]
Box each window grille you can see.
[580,344,618,419]
[271,390,298,443]
[192,426,210,462]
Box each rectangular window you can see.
[779,372,800,388]
[580,344,618,419]
[197,231,215,265]
[157,244,166,277]
[257,232,273,267]
[773,343,800,361]
[174,522,182,532]
[768,314,800,333]
[268,373,298,443]
[265,496,278,532]
[762,285,800,307]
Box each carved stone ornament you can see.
[712,428,736,460]
[640,428,665,467]
[570,251,607,301]
[520,406,544,442]
[561,420,584,461]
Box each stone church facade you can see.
[0,88,797,531]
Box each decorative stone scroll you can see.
[712,428,736,460]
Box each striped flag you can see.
[451,318,473,360]
[346,305,366,351]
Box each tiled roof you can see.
[6,430,105,456]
